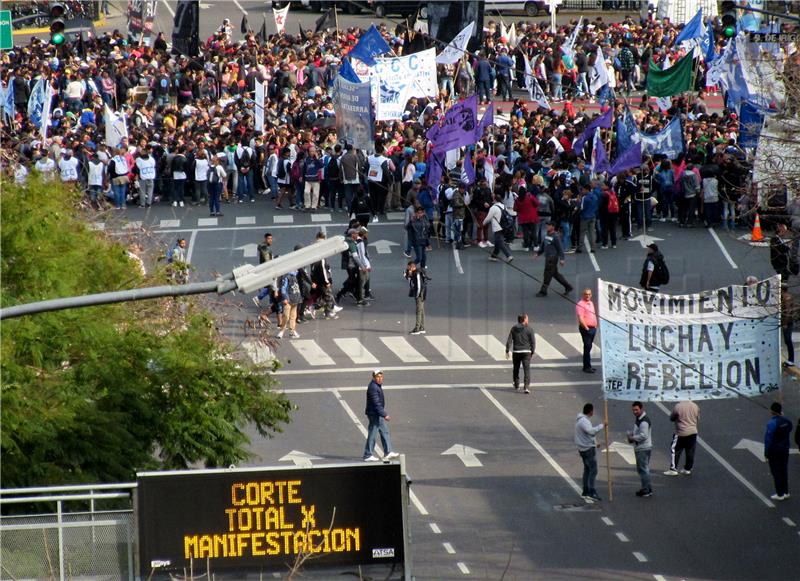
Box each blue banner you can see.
[738,101,764,149]
[426,94,479,154]
[28,79,46,128]
[639,116,685,160]
[334,76,374,152]
[339,58,361,84]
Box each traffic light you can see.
[49,2,66,45]
[720,1,738,39]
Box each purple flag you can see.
[462,150,476,185]
[474,103,494,141]
[573,107,614,156]
[609,142,642,175]
[427,95,479,154]
[425,151,445,189]
[591,129,610,174]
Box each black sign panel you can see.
[137,463,404,577]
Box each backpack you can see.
[653,254,670,285]
[277,158,287,179]
[607,190,620,214]
[381,159,394,187]
[208,165,220,184]
[495,203,515,242]
[165,243,178,264]
[237,147,252,167]
[681,171,699,196]
[284,273,302,304]
[290,159,303,183]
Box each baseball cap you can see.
[373,369,383,376]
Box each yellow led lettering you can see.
[280,530,293,554]
[260,481,274,505]
[266,531,281,555]
[331,529,345,552]
[292,531,307,554]
[212,533,229,557]
[245,482,260,506]
[300,505,316,529]
[184,535,199,559]
[251,532,266,556]
[237,508,252,531]
[287,480,302,504]
[346,529,360,551]
[278,506,293,530]
[198,534,213,558]
[236,533,249,555]
[274,480,288,504]
[225,508,236,531]
[231,483,245,506]
[307,530,320,553]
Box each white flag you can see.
[506,22,517,48]
[104,105,128,149]
[40,81,53,141]
[273,5,289,34]
[589,46,610,93]
[254,80,265,132]
[524,54,550,109]
[563,16,582,60]
[655,56,672,111]
[436,21,475,65]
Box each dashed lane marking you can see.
[633,552,648,563]
[457,562,471,575]
[783,517,796,527]
[601,516,614,526]
[429,523,441,534]
[616,532,630,543]
[443,542,455,554]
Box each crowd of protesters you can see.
[2,10,787,270]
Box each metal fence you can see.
[9,0,101,30]
[0,483,136,581]
[560,0,645,10]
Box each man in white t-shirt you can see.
[58,150,80,184]
[87,153,106,206]
[366,145,394,223]
[34,150,57,182]
[193,145,210,205]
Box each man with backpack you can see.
[640,243,669,292]
[302,147,325,211]
[484,193,514,263]
[276,269,303,339]
[236,140,255,203]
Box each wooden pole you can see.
[334,5,340,42]
[603,398,613,502]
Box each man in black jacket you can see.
[770,222,796,280]
[363,370,399,462]
[405,260,428,335]
[505,313,536,394]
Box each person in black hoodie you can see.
[764,402,794,501]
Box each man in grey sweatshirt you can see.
[575,403,606,502]
[505,313,536,394]
[628,401,653,497]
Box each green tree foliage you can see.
[1,178,291,488]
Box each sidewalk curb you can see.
[12,15,107,36]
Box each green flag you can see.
[646,53,694,97]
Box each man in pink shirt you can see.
[576,288,598,373]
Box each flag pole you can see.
[604,397,613,502]
[334,5,340,42]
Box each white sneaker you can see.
[276,330,284,339]
[289,330,300,338]
[252,297,260,308]
[179,201,185,207]
[372,215,379,223]
[663,470,679,476]
[363,455,380,462]
[680,469,692,475]
[770,493,788,501]
[332,305,343,313]
[384,451,400,460]
[172,201,177,207]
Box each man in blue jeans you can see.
[363,370,400,462]
[575,403,606,502]
[628,401,653,497]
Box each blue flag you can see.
[738,101,765,149]
[339,58,361,84]
[348,25,390,67]
[573,107,613,156]
[702,21,716,62]
[616,106,638,154]
[3,77,15,123]
[639,116,685,160]
[674,8,703,44]
[28,78,46,128]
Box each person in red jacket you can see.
[515,187,540,251]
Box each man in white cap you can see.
[363,370,400,462]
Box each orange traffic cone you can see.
[751,213,764,242]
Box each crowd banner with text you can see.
[254,80,265,133]
[373,48,437,121]
[128,0,158,46]
[426,95,478,153]
[599,277,781,402]
[334,76,375,151]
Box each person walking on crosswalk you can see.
[576,288,598,373]
[505,314,536,394]
[405,260,428,335]
[363,370,400,462]
[535,222,573,297]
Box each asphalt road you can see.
[102,190,800,580]
[18,2,800,579]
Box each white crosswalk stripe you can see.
[292,340,336,366]
[535,335,567,360]
[160,219,180,228]
[124,221,143,230]
[311,213,332,222]
[273,215,294,224]
[380,337,428,363]
[242,340,273,365]
[558,332,601,352]
[334,338,379,365]
[469,335,506,361]
[425,336,473,361]
[236,216,256,225]
[386,212,405,221]
[197,218,218,227]
[90,222,105,230]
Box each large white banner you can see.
[599,278,781,402]
[104,105,129,149]
[436,21,474,65]
[254,80,265,133]
[373,48,437,121]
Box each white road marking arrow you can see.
[279,450,322,468]
[627,234,665,248]
[605,441,636,465]
[734,438,800,462]
[441,444,486,467]
[368,239,400,254]
[235,243,258,258]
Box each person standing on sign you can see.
[663,400,700,476]
[505,313,536,394]
[764,402,793,501]
[627,401,653,497]
[575,288,598,373]
[575,403,606,502]
[363,370,400,462]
